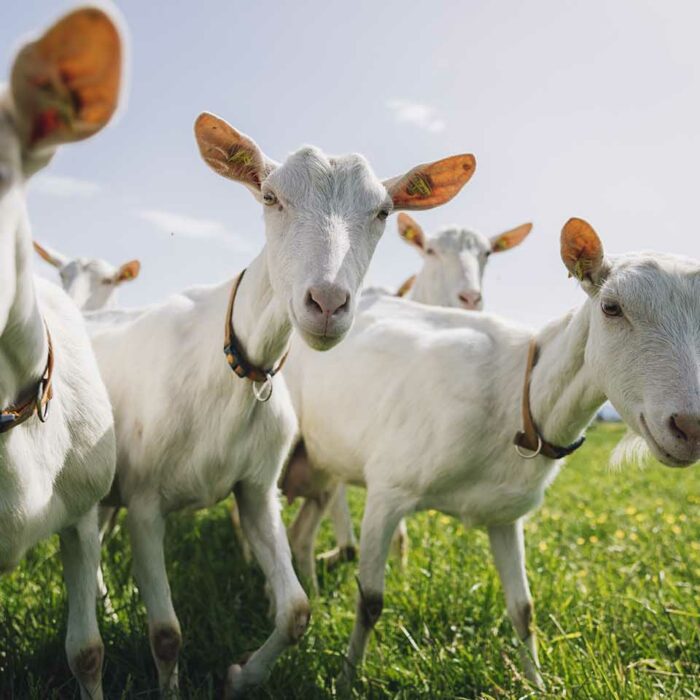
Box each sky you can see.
[3,0,700,328]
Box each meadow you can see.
[1,423,698,699]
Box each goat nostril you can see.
[669,415,687,441]
[669,413,700,443]
[333,294,350,316]
[305,290,324,316]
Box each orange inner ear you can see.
[397,213,424,247]
[389,154,476,210]
[116,260,141,283]
[194,113,267,187]
[11,8,121,149]
[491,222,533,253]
[33,241,59,266]
[561,217,604,280]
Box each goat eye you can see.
[426,248,436,256]
[262,191,278,207]
[377,208,390,221]
[601,301,623,317]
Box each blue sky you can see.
[4,1,700,326]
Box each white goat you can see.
[394,213,532,309]
[87,112,476,697]
[283,217,700,690]
[33,241,140,311]
[33,242,141,612]
[0,8,122,699]
[311,213,533,569]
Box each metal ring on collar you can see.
[35,382,50,423]
[252,374,274,403]
[514,435,542,459]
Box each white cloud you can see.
[386,99,446,133]
[30,174,102,197]
[138,209,252,253]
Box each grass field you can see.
[1,423,699,699]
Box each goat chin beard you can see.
[610,430,653,470]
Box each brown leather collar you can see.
[0,326,54,434]
[396,274,416,298]
[513,339,585,460]
[223,269,288,393]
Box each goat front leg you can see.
[488,519,544,689]
[317,484,359,568]
[226,480,310,699]
[126,499,181,695]
[340,488,408,693]
[59,507,104,700]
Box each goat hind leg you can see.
[317,484,358,568]
[126,500,181,694]
[287,486,335,592]
[96,505,119,617]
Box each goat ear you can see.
[33,241,68,268]
[11,8,122,172]
[114,259,141,284]
[490,222,532,253]
[384,154,475,211]
[397,213,425,251]
[561,217,609,293]
[194,113,277,199]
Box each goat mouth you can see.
[289,306,347,350]
[639,413,695,468]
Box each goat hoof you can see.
[286,600,311,643]
[317,544,357,569]
[224,664,246,700]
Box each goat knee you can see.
[150,623,182,665]
[69,641,104,692]
[279,598,311,644]
[359,591,384,629]
[509,597,534,641]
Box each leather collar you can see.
[223,269,288,397]
[0,326,54,434]
[513,339,585,460]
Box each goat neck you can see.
[528,301,606,454]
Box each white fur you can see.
[0,50,116,700]
[284,243,700,689]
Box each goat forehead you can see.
[605,253,700,322]
[270,147,385,212]
[432,227,490,254]
[85,259,115,275]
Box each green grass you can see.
[1,423,699,699]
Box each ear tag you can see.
[406,173,432,198]
[404,227,417,241]
[227,147,252,166]
[573,259,587,281]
